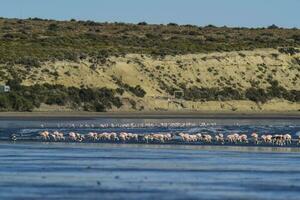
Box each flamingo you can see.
[251,133,259,144]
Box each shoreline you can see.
[0,111,299,119]
[1,140,300,150]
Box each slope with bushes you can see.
[0,18,299,112]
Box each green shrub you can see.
[94,102,106,112]
[48,23,59,31]
[0,95,10,111]
[114,78,147,97]
[8,93,34,111]
[245,87,269,103]
[138,22,147,26]
[267,24,279,29]
[0,83,123,112]
[129,85,146,97]
[16,57,41,68]
[6,78,22,90]
[278,47,300,55]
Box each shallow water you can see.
[0,117,300,138]
[1,143,300,200]
[0,117,300,199]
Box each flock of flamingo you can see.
[33,131,300,146]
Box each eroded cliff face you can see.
[1,48,300,112]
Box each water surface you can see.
[1,143,300,200]
[0,117,299,199]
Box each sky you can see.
[0,0,299,28]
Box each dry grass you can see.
[1,48,299,112]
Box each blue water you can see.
[0,117,300,199]
[0,117,299,138]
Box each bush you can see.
[267,24,279,29]
[6,78,22,90]
[178,84,299,104]
[129,85,146,97]
[0,83,123,112]
[138,22,147,26]
[116,88,125,95]
[94,102,105,112]
[45,94,67,106]
[284,90,300,102]
[278,47,300,55]
[8,93,34,111]
[0,95,10,111]
[184,87,218,101]
[16,57,40,68]
[167,23,178,26]
[114,78,147,97]
[183,86,242,101]
[2,33,14,40]
[267,83,287,99]
[48,23,59,31]
[218,87,242,100]
[245,87,269,103]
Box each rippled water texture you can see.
[0,117,299,138]
[0,117,299,199]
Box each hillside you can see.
[0,18,299,112]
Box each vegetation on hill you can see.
[0,18,299,112]
[0,79,298,112]
[0,79,123,112]
[182,83,299,103]
[0,18,300,64]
